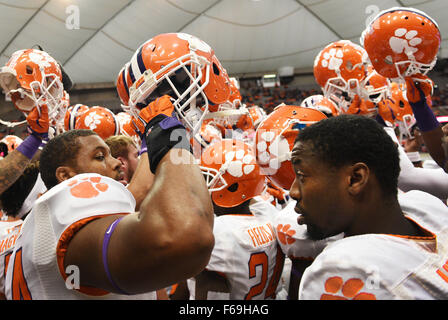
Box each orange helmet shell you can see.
[362,7,441,79]
[116,63,130,106]
[201,139,266,208]
[255,105,327,190]
[64,104,90,131]
[74,106,119,140]
[126,33,231,134]
[301,95,340,117]
[378,82,414,125]
[314,40,368,97]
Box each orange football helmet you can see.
[116,111,142,149]
[209,77,242,113]
[1,135,23,152]
[200,139,266,208]
[235,106,267,132]
[124,33,231,136]
[64,104,90,131]
[314,40,368,103]
[221,77,242,110]
[116,62,130,107]
[301,95,340,117]
[0,49,64,121]
[378,82,416,141]
[344,94,378,117]
[74,106,120,140]
[262,178,291,210]
[361,65,391,104]
[255,105,327,190]
[116,111,131,128]
[361,7,441,80]
[228,77,242,109]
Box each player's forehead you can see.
[76,134,109,153]
[291,140,314,165]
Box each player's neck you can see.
[347,197,423,238]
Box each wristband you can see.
[410,101,440,132]
[138,138,147,156]
[409,85,440,132]
[16,134,42,160]
[102,216,129,295]
[145,115,192,174]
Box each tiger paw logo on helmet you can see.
[83,112,102,131]
[68,177,109,199]
[256,129,290,173]
[320,48,344,71]
[224,148,256,178]
[389,28,422,56]
[200,139,266,208]
[177,33,212,53]
[28,51,54,68]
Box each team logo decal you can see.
[320,277,376,300]
[68,176,109,199]
[389,28,422,57]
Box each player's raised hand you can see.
[26,104,49,140]
[134,95,180,135]
[405,74,434,106]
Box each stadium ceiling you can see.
[0,0,447,86]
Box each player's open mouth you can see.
[117,172,127,185]
[294,206,307,225]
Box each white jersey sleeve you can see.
[5,173,155,300]
[383,126,448,200]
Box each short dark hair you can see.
[295,115,400,196]
[40,130,98,190]
[0,161,39,217]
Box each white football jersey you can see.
[4,173,156,300]
[189,199,285,300]
[0,219,23,297]
[299,190,448,300]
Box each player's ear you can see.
[55,166,77,183]
[346,162,369,196]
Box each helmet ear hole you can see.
[346,61,353,70]
[384,56,393,65]
[212,63,220,76]
[26,65,33,75]
[227,183,239,193]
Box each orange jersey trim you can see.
[56,213,127,297]
[387,217,436,241]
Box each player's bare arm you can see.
[63,148,214,294]
[126,152,153,211]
